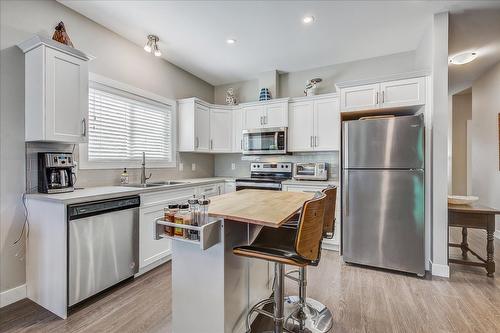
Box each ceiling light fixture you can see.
[226,39,236,44]
[303,16,315,24]
[449,51,477,65]
[144,35,161,57]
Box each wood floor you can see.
[1,228,499,333]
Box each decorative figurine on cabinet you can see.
[52,21,74,47]
[225,88,238,105]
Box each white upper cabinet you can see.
[178,99,233,153]
[288,96,340,152]
[18,36,93,143]
[380,77,426,109]
[195,103,211,152]
[339,76,426,112]
[314,97,340,151]
[232,108,244,153]
[243,105,265,129]
[339,84,379,112]
[210,107,232,152]
[243,100,288,130]
[289,101,315,151]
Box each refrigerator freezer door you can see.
[342,169,425,275]
[343,114,424,169]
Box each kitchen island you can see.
[165,189,314,333]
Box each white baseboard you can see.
[430,261,450,278]
[135,254,172,278]
[0,284,26,308]
[495,230,500,240]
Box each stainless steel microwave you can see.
[242,127,287,155]
[293,162,328,180]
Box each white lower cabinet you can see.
[282,184,341,250]
[139,188,195,270]
[224,181,236,193]
[196,183,224,197]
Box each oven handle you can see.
[235,182,282,190]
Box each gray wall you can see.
[471,61,500,235]
[0,0,214,293]
[214,51,419,104]
[451,93,472,195]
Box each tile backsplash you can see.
[26,143,214,193]
[214,152,339,180]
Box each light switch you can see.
[191,163,196,171]
[231,163,236,170]
[179,163,183,171]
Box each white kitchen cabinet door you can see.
[340,84,379,112]
[288,101,314,152]
[232,108,244,153]
[22,41,91,143]
[197,183,223,197]
[264,103,288,128]
[195,103,210,152]
[380,77,425,109]
[243,105,265,130]
[314,97,340,151]
[139,203,172,269]
[210,108,232,152]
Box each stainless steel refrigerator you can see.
[342,114,425,276]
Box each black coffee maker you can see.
[38,152,75,193]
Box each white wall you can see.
[471,61,500,237]
[451,93,472,195]
[431,12,450,277]
[214,51,419,104]
[0,0,214,295]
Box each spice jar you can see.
[198,195,211,227]
[164,204,178,236]
[174,204,190,238]
[187,195,199,240]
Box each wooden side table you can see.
[448,203,500,277]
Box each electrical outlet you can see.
[179,163,183,171]
[191,163,196,171]
[231,163,236,170]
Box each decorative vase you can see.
[259,88,271,101]
[225,88,238,105]
[52,22,74,47]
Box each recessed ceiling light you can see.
[226,39,236,44]
[449,51,477,65]
[303,16,315,24]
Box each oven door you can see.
[236,181,282,191]
[242,127,287,155]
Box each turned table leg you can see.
[461,227,468,258]
[486,218,495,277]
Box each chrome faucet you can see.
[141,152,152,186]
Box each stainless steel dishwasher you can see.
[67,196,140,306]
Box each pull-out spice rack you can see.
[155,217,222,250]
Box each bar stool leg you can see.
[274,263,285,333]
[284,267,333,333]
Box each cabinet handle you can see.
[310,136,313,148]
[260,116,263,125]
[382,91,385,103]
[376,92,379,105]
[81,118,86,136]
[315,136,318,147]
[240,139,243,150]
[210,139,213,150]
[195,137,199,149]
[264,115,267,125]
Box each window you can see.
[79,75,176,169]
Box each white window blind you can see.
[87,82,174,166]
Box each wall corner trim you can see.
[430,261,450,278]
[0,284,26,308]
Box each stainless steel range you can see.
[235,162,292,191]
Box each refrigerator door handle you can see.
[344,171,349,216]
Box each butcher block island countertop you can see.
[208,189,314,228]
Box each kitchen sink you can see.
[123,181,189,188]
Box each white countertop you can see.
[27,177,234,204]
